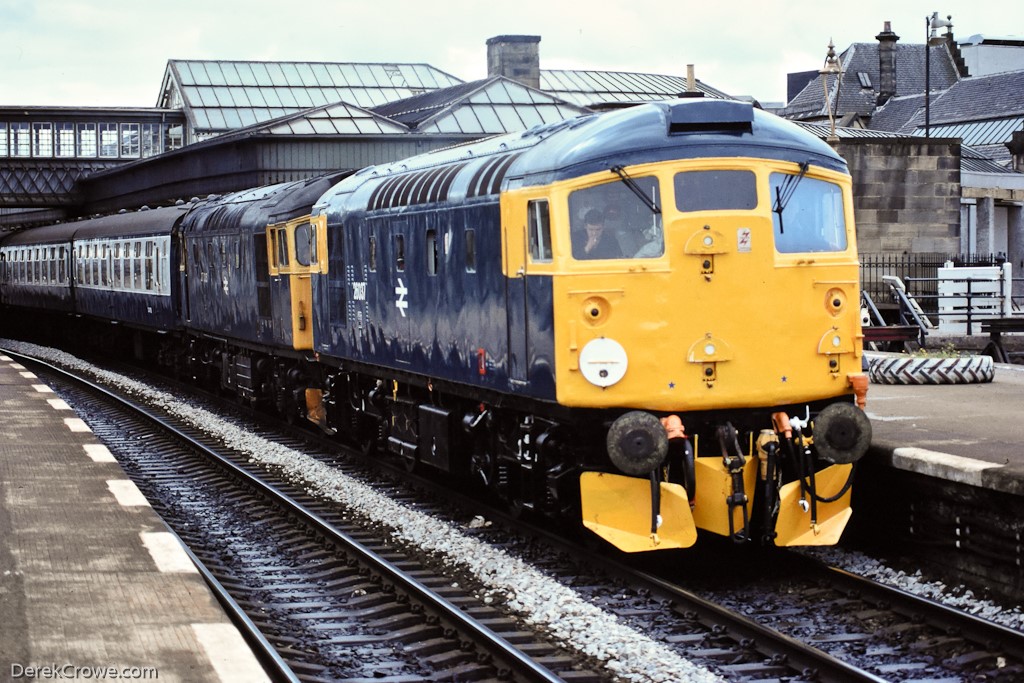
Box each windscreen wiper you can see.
[773,160,810,233]
[610,165,661,214]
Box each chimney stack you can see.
[875,21,900,105]
[487,35,541,90]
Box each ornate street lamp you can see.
[820,40,842,144]
[925,12,953,138]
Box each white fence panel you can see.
[937,262,1013,334]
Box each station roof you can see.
[540,69,733,107]
[158,59,464,136]
[371,77,589,134]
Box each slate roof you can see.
[780,42,959,120]
[371,77,590,135]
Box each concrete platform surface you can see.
[0,354,270,683]
[865,356,1024,496]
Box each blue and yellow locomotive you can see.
[0,98,871,551]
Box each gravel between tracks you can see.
[1,339,723,683]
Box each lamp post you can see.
[924,12,953,138]
[820,40,842,144]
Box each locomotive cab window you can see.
[770,173,848,253]
[569,177,663,259]
[675,170,757,212]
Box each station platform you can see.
[0,354,270,683]
[864,353,1024,497]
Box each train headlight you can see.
[607,411,668,476]
[813,402,872,464]
[579,337,628,387]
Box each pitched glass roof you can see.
[165,60,464,133]
[372,77,590,135]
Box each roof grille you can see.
[367,162,470,211]
[466,153,521,198]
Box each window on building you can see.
[120,123,140,158]
[10,122,30,157]
[0,122,8,156]
[32,122,53,157]
[99,123,118,158]
[55,123,75,157]
[141,123,162,158]
[77,123,97,157]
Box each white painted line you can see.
[84,444,117,463]
[0,355,11,361]
[140,532,198,574]
[64,417,91,433]
[32,384,53,393]
[47,398,72,410]
[891,447,1003,487]
[10,363,25,370]
[19,371,36,379]
[106,479,151,507]
[192,623,271,683]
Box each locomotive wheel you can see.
[868,355,994,385]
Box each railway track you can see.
[12,350,592,683]
[8,341,1024,682]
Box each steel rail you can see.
[10,349,564,683]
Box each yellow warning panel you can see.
[774,463,854,546]
[579,472,697,552]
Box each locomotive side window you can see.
[569,178,663,259]
[675,170,757,212]
[368,236,377,272]
[770,173,848,253]
[394,235,405,272]
[426,229,438,276]
[465,229,477,273]
[527,200,552,262]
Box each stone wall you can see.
[836,138,962,254]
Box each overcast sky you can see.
[1,0,1021,108]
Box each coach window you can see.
[145,241,155,290]
[102,244,110,286]
[426,229,438,276]
[527,200,551,262]
[59,247,66,283]
[113,244,122,287]
[465,229,477,273]
[135,242,144,289]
